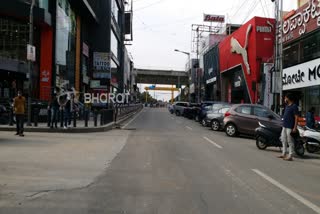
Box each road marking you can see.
[122,110,143,129]
[252,169,320,214]
[186,126,193,131]
[203,137,223,149]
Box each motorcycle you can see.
[255,122,305,157]
[300,127,320,153]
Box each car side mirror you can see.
[268,115,274,119]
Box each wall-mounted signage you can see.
[256,26,272,33]
[82,43,89,57]
[90,80,101,88]
[283,0,320,44]
[283,58,320,90]
[27,44,36,62]
[92,72,111,79]
[206,77,217,84]
[93,52,111,71]
[203,14,225,23]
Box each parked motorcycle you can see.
[300,127,320,153]
[255,122,305,157]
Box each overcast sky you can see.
[128,0,297,101]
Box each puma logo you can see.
[230,24,252,75]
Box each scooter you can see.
[255,122,305,157]
[300,127,320,153]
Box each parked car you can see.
[183,103,201,119]
[168,104,174,114]
[199,102,230,126]
[223,104,282,137]
[173,102,189,116]
[205,105,231,131]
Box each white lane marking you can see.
[186,126,193,131]
[252,169,320,214]
[203,137,223,149]
[122,110,144,129]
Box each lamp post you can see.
[27,0,35,126]
[174,49,191,102]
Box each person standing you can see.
[13,90,26,137]
[63,94,71,129]
[49,94,59,128]
[306,107,316,129]
[279,93,299,161]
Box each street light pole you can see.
[27,0,35,126]
[174,49,191,102]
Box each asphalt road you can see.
[1,107,320,214]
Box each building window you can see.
[0,17,28,61]
[283,43,299,68]
[301,33,320,63]
[111,30,119,59]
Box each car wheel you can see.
[201,119,206,127]
[256,136,268,150]
[294,141,305,157]
[306,143,319,153]
[211,120,220,131]
[225,123,237,137]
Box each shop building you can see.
[282,0,320,117]
[0,0,53,100]
[219,17,275,104]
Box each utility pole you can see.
[27,0,35,126]
[273,0,283,115]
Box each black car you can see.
[183,103,201,119]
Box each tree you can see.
[140,91,156,103]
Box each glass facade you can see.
[0,17,28,61]
[111,29,119,59]
[283,31,320,69]
[111,0,120,24]
[55,0,77,87]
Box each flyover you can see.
[135,68,189,85]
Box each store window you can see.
[301,33,320,63]
[283,43,299,68]
[306,86,320,116]
[111,30,119,59]
[0,17,28,61]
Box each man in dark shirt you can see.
[279,93,299,161]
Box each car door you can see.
[254,106,282,128]
[234,105,256,134]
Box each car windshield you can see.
[2,1,317,213]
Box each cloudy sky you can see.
[128,0,297,101]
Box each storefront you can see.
[219,17,275,104]
[282,0,320,117]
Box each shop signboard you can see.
[82,43,89,57]
[203,14,225,23]
[282,0,320,44]
[27,44,36,62]
[263,63,274,109]
[93,52,111,71]
[283,58,320,90]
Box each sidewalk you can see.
[0,109,141,133]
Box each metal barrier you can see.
[3,104,143,129]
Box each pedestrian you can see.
[13,90,26,137]
[63,94,71,129]
[306,107,316,129]
[49,94,59,128]
[279,93,299,161]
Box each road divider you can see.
[252,169,320,214]
[203,137,223,149]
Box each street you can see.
[1,107,320,214]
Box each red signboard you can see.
[283,0,320,44]
[219,17,275,103]
[39,27,53,101]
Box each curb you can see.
[0,108,142,133]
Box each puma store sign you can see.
[283,58,320,90]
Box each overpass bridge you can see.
[135,68,189,85]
